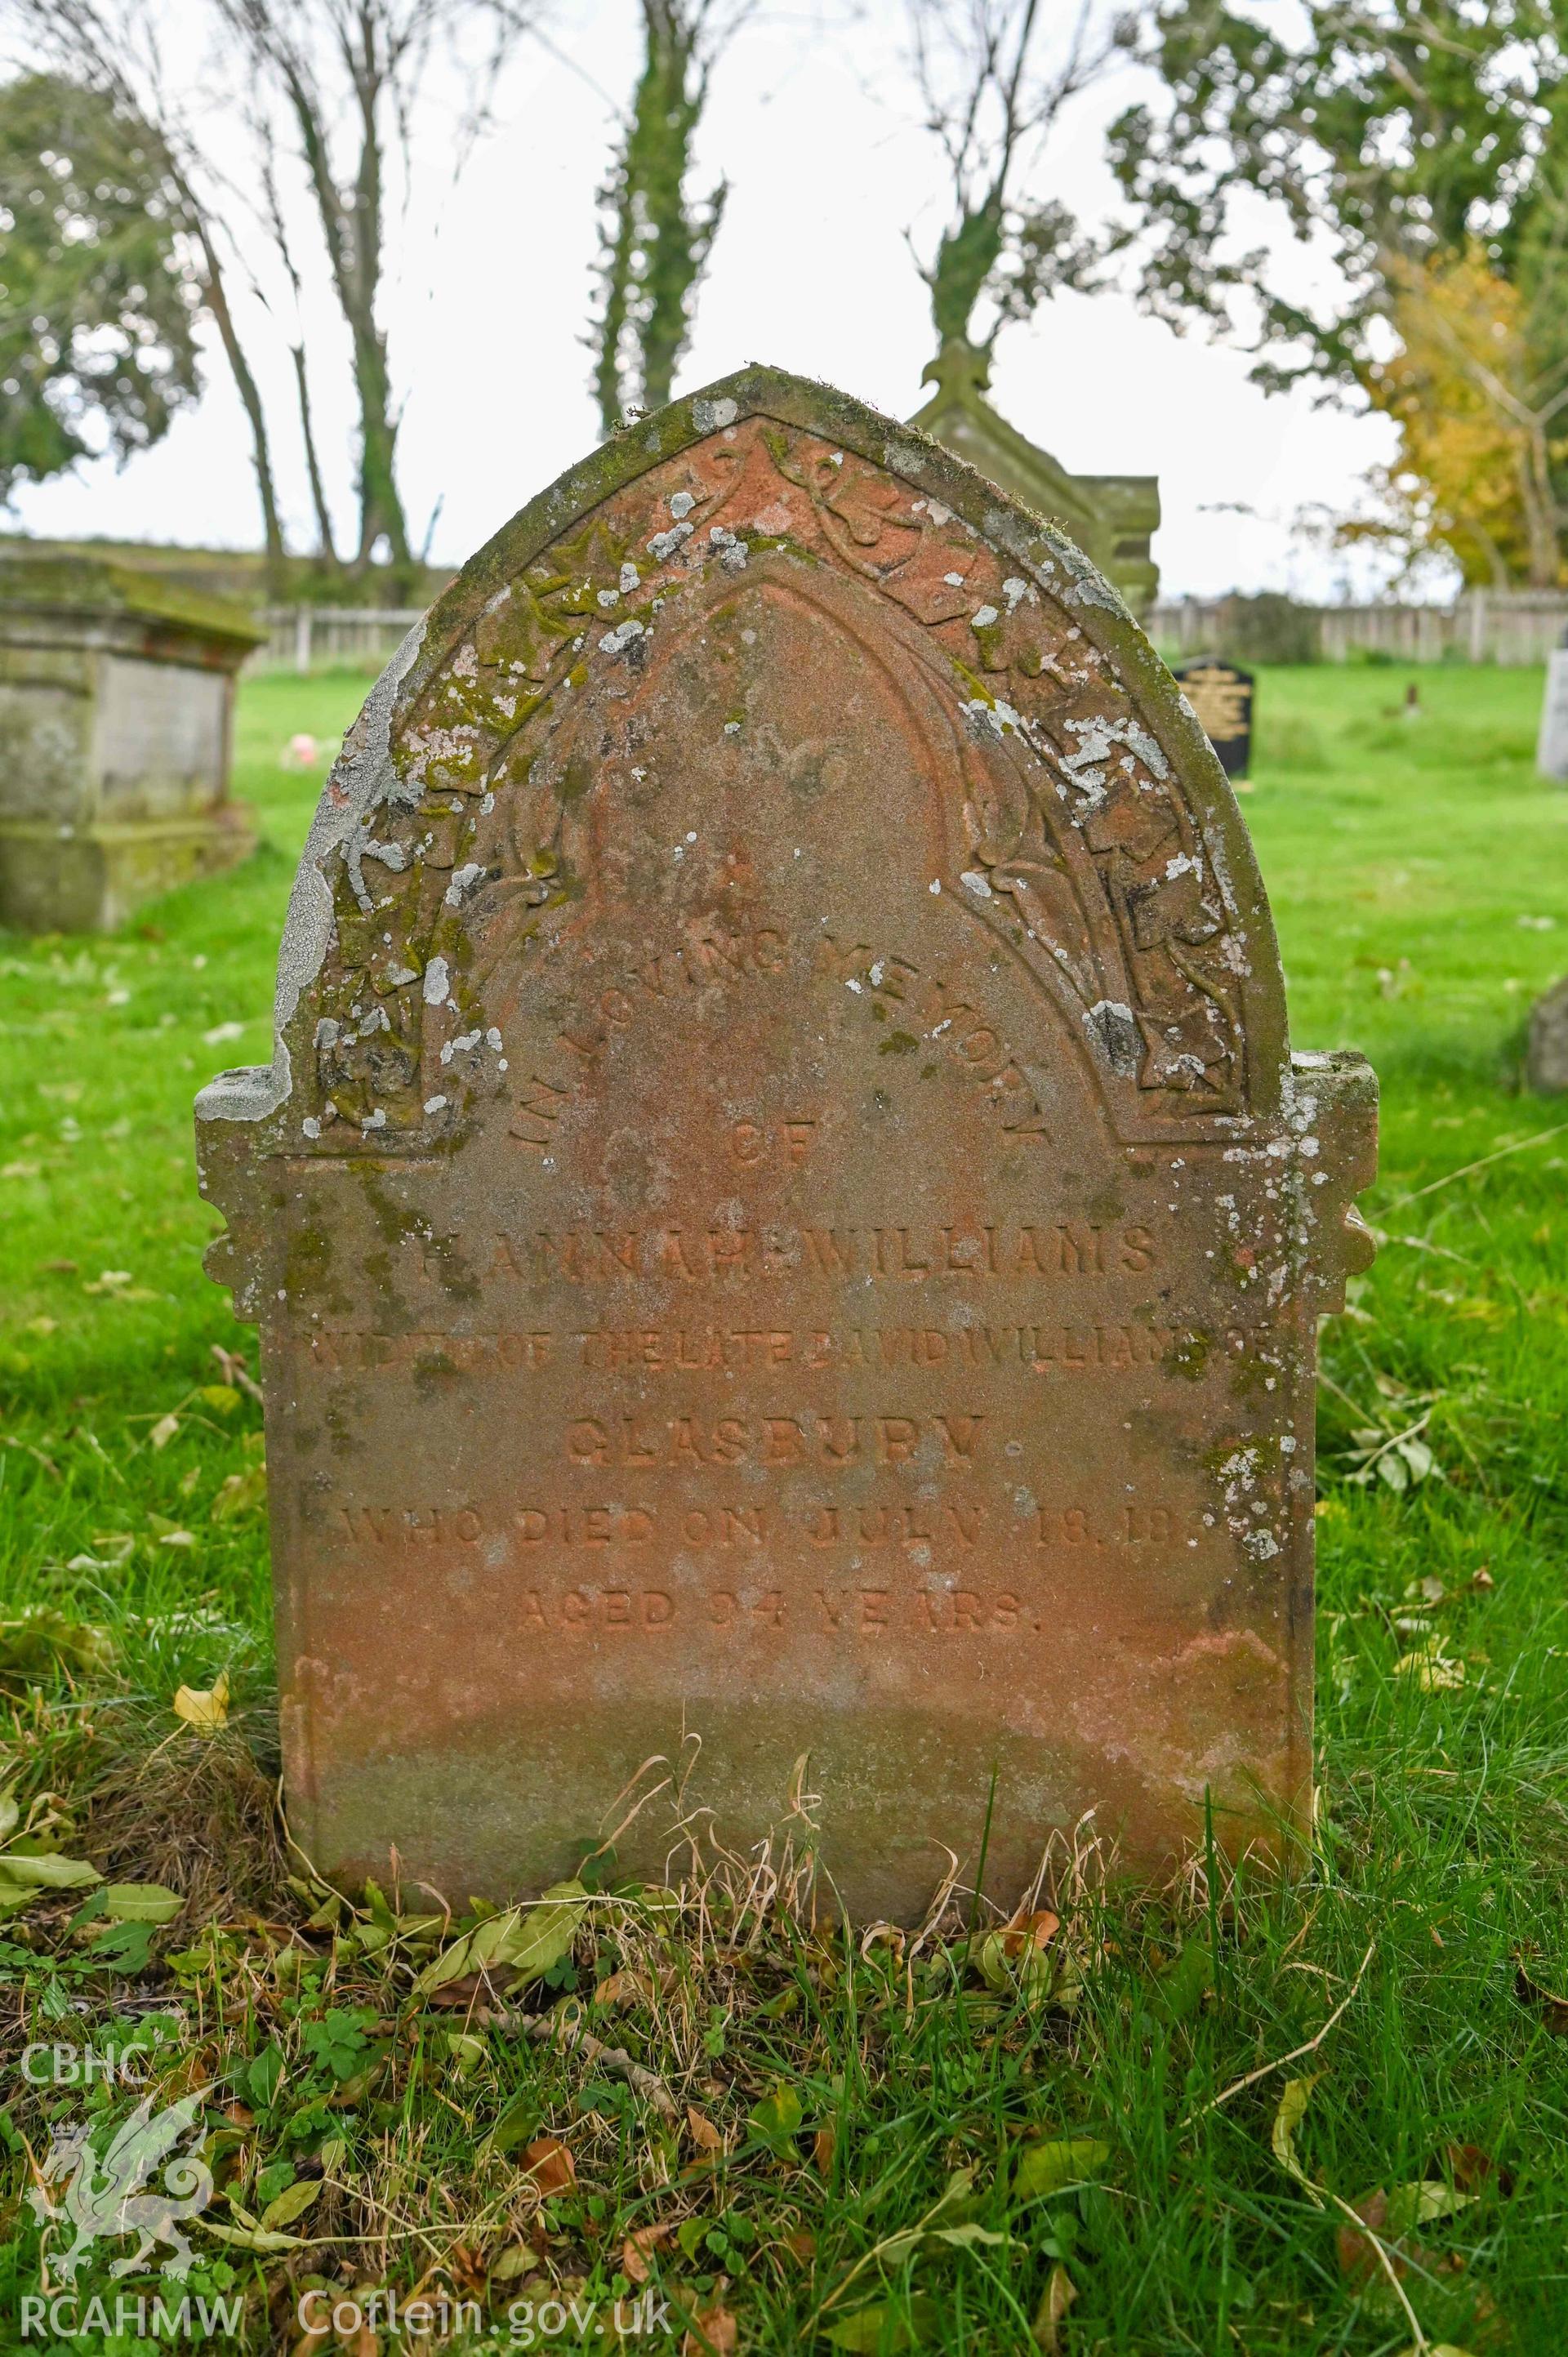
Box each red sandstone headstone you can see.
[197,369,1376,1918]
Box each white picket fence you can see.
[1152,590,1568,666]
[252,590,1568,675]
[251,607,426,673]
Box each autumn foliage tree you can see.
[1111,0,1568,586]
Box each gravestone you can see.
[0,556,261,933]
[1528,977,1568,1092]
[1537,639,1568,782]
[197,368,1376,1919]
[912,340,1160,615]
[1174,657,1254,782]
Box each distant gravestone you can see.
[1174,657,1254,782]
[1537,644,1568,782]
[197,369,1376,1918]
[1528,977,1568,1092]
[0,557,261,933]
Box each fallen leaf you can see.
[261,2177,322,2230]
[783,2228,815,2261]
[1393,1639,1464,1691]
[488,2243,535,2283]
[621,2221,675,2283]
[813,2123,837,2174]
[173,1673,230,1733]
[415,1879,586,1997]
[1031,2262,1078,2354]
[149,1414,180,1450]
[0,1851,102,1915]
[749,2080,804,2152]
[202,2220,305,2254]
[683,2305,737,2356]
[0,1607,115,1683]
[595,1966,650,2009]
[522,2135,575,2194]
[211,1466,267,1522]
[1443,2141,1509,2196]
[687,2104,724,2154]
[823,2296,937,2351]
[1013,2137,1110,2202]
[101,1882,183,1925]
[1270,2075,1324,2199]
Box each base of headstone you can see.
[1527,976,1568,1092]
[0,805,256,934]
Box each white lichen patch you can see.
[646,521,693,564]
[422,956,450,1007]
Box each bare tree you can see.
[590,0,754,435]
[214,0,534,581]
[4,0,292,581]
[906,0,1137,369]
[4,0,537,586]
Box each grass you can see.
[1,660,1567,2352]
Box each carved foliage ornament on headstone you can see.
[198,369,1376,1919]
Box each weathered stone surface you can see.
[911,341,1160,615]
[1528,975,1568,1093]
[0,556,261,933]
[1537,646,1568,782]
[196,368,1375,1919]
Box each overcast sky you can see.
[6,0,1409,601]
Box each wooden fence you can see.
[252,591,1568,675]
[251,607,426,673]
[1151,590,1568,666]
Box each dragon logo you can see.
[27,2088,214,2282]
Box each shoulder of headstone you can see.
[194,1062,289,1320]
[1290,1049,1378,1307]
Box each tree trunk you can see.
[193,221,287,593]
[292,345,338,570]
[1521,421,1564,587]
[282,56,412,585]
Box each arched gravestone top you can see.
[198,367,1376,1918]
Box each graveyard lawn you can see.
[0,661,1566,2355]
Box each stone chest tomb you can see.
[0,555,260,933]
[197,369,1375,1919]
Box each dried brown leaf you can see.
[621,2221,675,2283]
[686,2104,724,2154]
[684,2305,737,2355]
[1031,2262,1078,2354]
[522,2135,576,2194]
